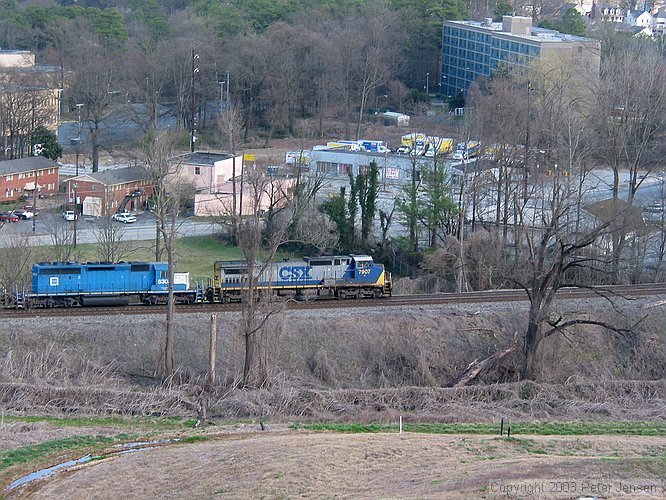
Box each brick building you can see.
[169,151,242,194]
[65,167,152,217]
[0,156,59,202]
[0,50,62,160]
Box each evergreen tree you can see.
[557,9,586,36]
[31,125,62,161]
[356,161,380,249]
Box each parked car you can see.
[643,201,664,213]
[0,212,20,222]
[395,145,411,155]
[112,212,137,224]
[62,210,77,221]
[12,209,33,220]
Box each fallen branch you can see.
[448,332,520,387]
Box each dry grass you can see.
[204,380,665,422]
[22,432,666,499]
[0,297,663,420]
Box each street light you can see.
[425,72,430,94]
[218,80,226,113]
[75,103,84,176]
[190,46,200,153]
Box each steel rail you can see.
[1,283,665,319]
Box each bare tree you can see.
[70,42,118,173]
[44,215,78,263]
[142,130,190,379]
[0,234,37,302]
[92,214,129,262]
[234,171,291,387]
[217,103,244,242]
[466,76,528,242]
[211,159,327,386]
[592,37,666,281]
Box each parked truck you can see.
[400,133,427,148]
[326,141,362,151]
[357,140,389,153]
[452,141,481,160]
[424,137,454,157]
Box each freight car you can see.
[205,254,391,302]
[19,261,199,308]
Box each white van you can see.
[62,210,76,221]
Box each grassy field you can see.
[295,420,666,436]
[14,235,295,280]
[4,236,243,280]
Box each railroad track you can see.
[1,283,665,319]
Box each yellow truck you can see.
[424,137,454,157]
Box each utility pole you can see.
[190,45,199,153]
[32,174,37,232]
[73,183,78,248]
[226,70,230,104]
[75,103,84,176]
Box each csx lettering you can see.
[279,266,312,280]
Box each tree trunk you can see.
[92,120,100,173]
[164,232,175,379]
[209,313,217,385]
[522,310,543,380]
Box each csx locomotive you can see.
[11,255,391,308]
[206,254,391,302]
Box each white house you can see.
[626,10,655,27]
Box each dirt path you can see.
[19,432,666,499]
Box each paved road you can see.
[58,104,178,152]
[0,212,221,248]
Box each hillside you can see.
[1,295,664,421]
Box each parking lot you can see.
[0,211,220,248]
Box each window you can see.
[5,175,13,181]
[40,267,81,275]
[195,167,201,175]
[310,259,333,266]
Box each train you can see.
[7,254,391,308]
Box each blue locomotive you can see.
[206,255,392,302]
[25,261,198,307]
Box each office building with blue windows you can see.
[441,16,601,96]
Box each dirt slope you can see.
[22,432,666,499]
